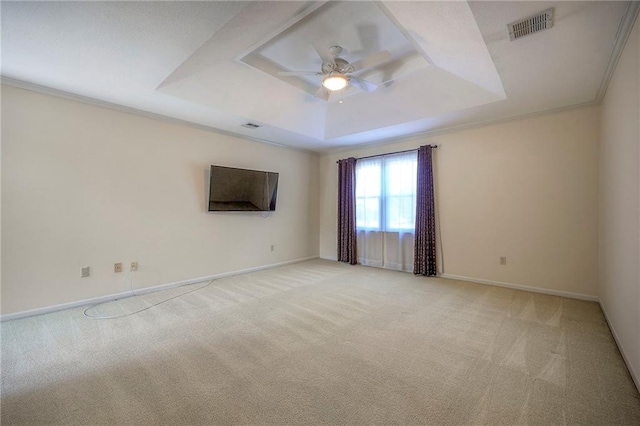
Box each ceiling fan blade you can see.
[350,50,392,72]
[350,77,377,92]
[356,23,380,55]
[312,42,336,66]
[315,86,330,101]
[279,71,321,76]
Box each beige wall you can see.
[320,106,600,298]
[1,85,319,315]
[599,17,639,387]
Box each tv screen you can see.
[208,165,279,212]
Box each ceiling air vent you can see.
[508,8,554,41]
[242,123,260,129]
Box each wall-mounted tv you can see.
[208,165,279,212]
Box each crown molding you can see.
[0,77,317,156]
[595,0,640,102]
[323,100,599,157]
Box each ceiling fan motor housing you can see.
[322,57,354,75]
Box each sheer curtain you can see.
[356,151,417,272]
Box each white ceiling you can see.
[1,1,635,152]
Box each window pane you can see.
[383,152,417,231]
[356,197,380,230]
[385,154,417,196]
[356,158,382,230]
[356,198,365,228]
[386,196,400,229]
[385,196,414,230]
[364,197,380,229]
[356,158,382,197]
[399,195,415,229]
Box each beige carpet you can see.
[1,259,639,425]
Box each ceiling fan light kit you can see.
[322,72,348,91]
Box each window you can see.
[355,151,417,232]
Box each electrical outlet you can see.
[500,256,507,265]
[81,266,90,278]
[130,261,138,271]
[270,245,275,252]
[114,262,123,273]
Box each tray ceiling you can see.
[1,1,634,152]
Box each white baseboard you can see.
[439,273,638,392]
[599,301,640,393]
[439,273,599,302]
[0,256,319,322]
[320,255,338,261]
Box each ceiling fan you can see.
[278,44,391,100]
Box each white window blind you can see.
[355,151,417,232]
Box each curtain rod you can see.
[336,145,438,163]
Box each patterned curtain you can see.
[413,145,437,276]
[337,157,357,264]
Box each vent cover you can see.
[242,123,260,129]
[508,8,554,41]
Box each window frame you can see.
[355,152,417,233]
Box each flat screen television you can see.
[208,165,279,212]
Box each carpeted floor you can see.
[1,259,639,425]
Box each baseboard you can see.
[599,301,640,393]
[438,273,638,392]
[439,273,599,302]
[0,256,319,322]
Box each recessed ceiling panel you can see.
[382,1,507,98]
[240,1,421,95]
[159,0,506,141]
[325,67,506,140]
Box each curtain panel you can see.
[337,157,357,264]
[413,145,437,276]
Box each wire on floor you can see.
[83,278,214,320]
